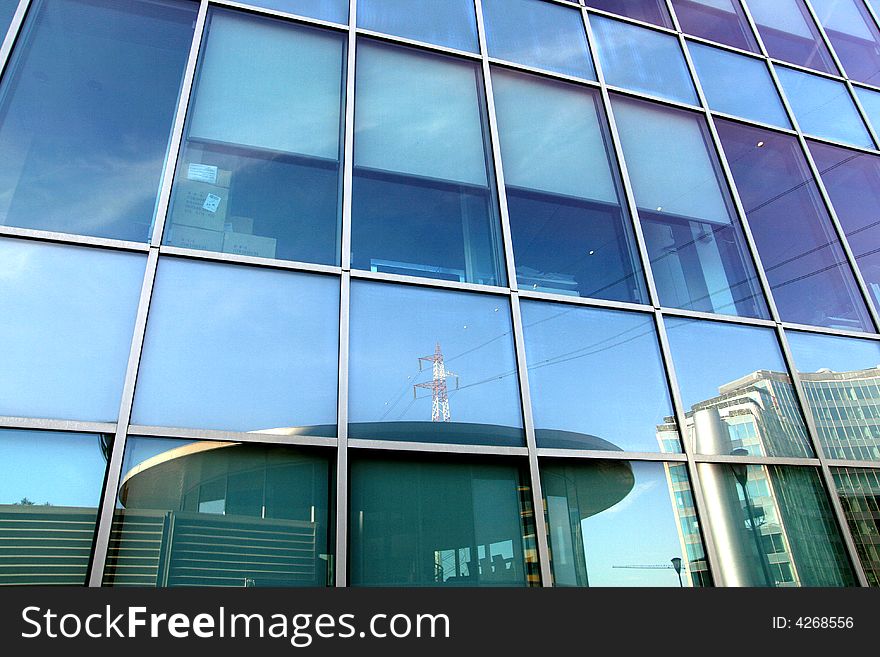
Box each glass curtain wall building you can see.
[1,0,880,588]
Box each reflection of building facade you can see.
[833,467,880,587]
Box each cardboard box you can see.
[225,216,254,235]
[223,231,277,259]
[166,224,225,252]
[171,179,229,232]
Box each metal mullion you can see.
[160,244,342,276]
[692,454,821,467]
[782,320,880,341]
[865,0,880,35]
[149,0,210,249]
[683,31,764,60]
[86,247,160,587]
[653,310,723,586]
[0,417,116,434]
[536,448,688,462]
[803,130,880,156]
[736,0,772,59]
[509,293,553,586]
[334,270,351,587]
[354,28,482,60]
[767,57,846,81]
[676,30,784,324]
[348,439,530,457]
[486,57,601,92]
[775,324,871,586]
[581,8,661,308]
[518,289,652,314]
[209,0,349,31]
[705,110,799,137]
[827,458,880,469]
[127,425,338,448]
[769,57,880,333]
[583,5,679,37]
[350,268,510,296]
[0,225,150,253]
[474,0,518,292]
[340,0,357,271]
[660,305,777,328]
[603,82,703,112]
[0,0,30,80]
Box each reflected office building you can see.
[3,0,880,589]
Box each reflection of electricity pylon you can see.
[414,343,459,422]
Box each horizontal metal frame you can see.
[537,448,688,462]
[691,453,821,467]
[826,458,880,470]
[0,224,150,253]
[354,28,481,60]
[0,416,116,434]
[486,56,601,90]
[348,438,529,457]
[160,244,342,276]
[210,0,349,31]
[128,424,338,448]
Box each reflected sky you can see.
[787,330,880,372]
[246,0,348,23]
[357,0,479,52]
[521,300,676,452]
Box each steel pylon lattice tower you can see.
[413,342,458,422]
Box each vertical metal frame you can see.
[334,271,351,586]
[0,0,29,79]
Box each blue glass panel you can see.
[521,301,678,453]
[132,258,339,435]
[591,15,698,104]
[357,0,478,52]
[0,0,17,34]
[664,317,812,458]
[612,95,769,319]
[491,68,646,302]
[352,40,505,286]
[776,66,873,148]
[165,10,346,265]
[716,119,874,332]
[0,238,144,421]
[0,430,108,586]
[689,41,790,128]
[787,331,880,461]
[248,0,347,23]
[348,281,524,446]
[810,0,880,86]
[854,86,880,137]
[483,0,594,79]
[745,0,838,73]
[670,0,759,52]
[584,0,672,27]
[0,0,196,241]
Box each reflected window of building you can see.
[591,15,698,105]
[664,317,813,458]
[357,0,478,52]
[542,459,710,586]
[248,0,348,23]
[164,10,346,265]
[775,66,874,149]
[611,95,769,319]
[348,282,523,446]
[491,69,647,303]
[0,430,109,586]
[832,467,880,586]
[0,0,196,241]
[670,0,760,52]
[697,463,856,586]
[584,0,673,28]
[131,258,339,435]
[744,0,838,74]
[521,300,679,453]
[809,140,880,318]
[854,86,880,137]
[0,238,144,422]
[809,0,880,86]
[104,438,333,587]
[349,455,538,587]
[786,331,880,462]
[689,41,791,128]
[715,119,874,331]
[483,0,595,79]
[351,40,506,287]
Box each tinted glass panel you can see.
[483,0,595,79]
[349,456,537,586]
[689,41,790,128]
[670,0,759,51]
[542,460,709,586]
[164,11,345,265]
[357,0,478,52]
[521,301,679,453]
[787,331,880,461]
[104,438,333,587]
[492,69,646,302]
[0,238,144,422]
[584,0,672,27]
[776,66,874,148]
[0,0,17,34]
[348,282,523,446]
[854,85,880,137]
[352,41,505,286]
[0,430,108,586]
[698,463,855,586]
[664,317,812,458]
[0,0,196,241]
[809,140,880,317]
[716,119,874,331]
[248,0,347,23]
[132,258,339,435]
[612,96,769,318]
[592,15,698,104]
[810,0,880,85]
[833,467,880,586]
[745,0,838,73]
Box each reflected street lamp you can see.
[670,557,683,587]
